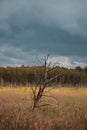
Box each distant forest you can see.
[0,65,87,87]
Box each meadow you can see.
[0,87,87,130]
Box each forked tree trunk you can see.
[31,54,60,111]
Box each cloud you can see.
[1,0,87,36]
[48,56,87,68]
[0,46,87,68]
[0,45,37,66]
[0,0,87,67]
[0,45,87,68]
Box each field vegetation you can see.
[0,87,87,130]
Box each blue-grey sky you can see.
[0,0,87,68]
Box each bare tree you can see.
[31,54,60,111]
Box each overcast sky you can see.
[0,0,87,68]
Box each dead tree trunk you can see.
[31,54,60,111]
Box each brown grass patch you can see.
[0,87,87,130]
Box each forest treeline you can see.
[0,65,87,87]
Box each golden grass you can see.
[0,87,87,130]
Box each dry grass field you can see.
[0,87,87,130]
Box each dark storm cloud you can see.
[0,0,87,67]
